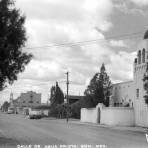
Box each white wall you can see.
[81,107,99,123]
[112,81,134,107]
[101,107,134,126]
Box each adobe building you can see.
[111,30,148,127]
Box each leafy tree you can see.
[50,82,64,107]
[143,62,148,104]
[70,101,81,118]
[0,0,32,90]
[84,63,112,107]
[1,101,10,112]
[69,64,112,118]
[70,96,94,119]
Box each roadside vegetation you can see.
[49,64,112,119]
[0,0,32,90]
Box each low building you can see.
[66,95,84,104]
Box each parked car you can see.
[7,107,14,114]
[28,110,42,119]
[28,114,42,119]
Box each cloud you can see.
[107,51,136,82]
[19,59,65,81]
[1,0,140,104]
[16,0,113,46]
[130,0,148,6]
[110,40,128,47]
[113,2,146,16]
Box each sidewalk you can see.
[71,120,148,133]
[43,117,148,134]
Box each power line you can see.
[24,31,144,50]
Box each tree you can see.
[0,0,32,90]
[84,63,112,107]
[143,62,148,104]
[70,95,94,118]
[50,82,64,106]
[1,101,10,112]
[49,82,65,117]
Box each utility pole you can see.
[66,72,69,122]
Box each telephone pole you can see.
[66,72,69,122]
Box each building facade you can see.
[112,30,148,127]
[10,91,41,109]
[17,91,41,107]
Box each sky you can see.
[1,0,148,104]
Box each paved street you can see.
[0,112,148,148]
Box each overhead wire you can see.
[4,30,146,94]
[24,30,144,50]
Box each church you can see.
[111,30,148,127]
[81,30,148,127]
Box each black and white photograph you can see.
[0,0,148,148]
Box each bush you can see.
[49,103,68,118]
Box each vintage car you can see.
[7,107,14,114]
[28,110,42,119]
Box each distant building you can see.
[67,95,84,104]
[17,91,41,107]
[10,91,41,110]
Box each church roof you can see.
[144,30,148,39]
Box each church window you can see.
[136,89,139,99]
[142,48,145,63]
[138,50,141,64]
[134,58,137,64]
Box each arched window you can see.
[134,58,137,64]
[142,48,145,63]
[138,50,141,64]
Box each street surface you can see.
[0,112,148,148]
